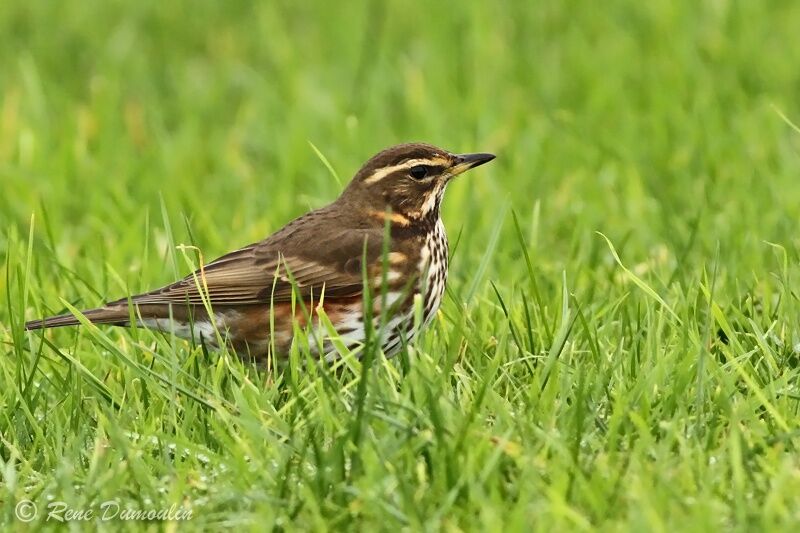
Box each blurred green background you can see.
[3,0,800,530]
[3,0,799,296]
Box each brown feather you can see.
[102,219,389,308]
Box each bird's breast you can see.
[418,219,449,326]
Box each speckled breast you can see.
[378,219,449,355]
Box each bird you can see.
[25,143,495,361]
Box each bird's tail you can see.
[24,306,131,331]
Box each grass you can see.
[3,0,800,530]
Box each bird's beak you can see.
[449,152,496,177]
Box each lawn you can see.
[3,0,800,530]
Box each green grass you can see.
[3,0,800,530]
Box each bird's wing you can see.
[115,226,387,307]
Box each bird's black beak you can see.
[450,152,496,176]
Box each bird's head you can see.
[341,143,495,225]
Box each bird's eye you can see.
[409,165,429,180]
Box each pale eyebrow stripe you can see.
[363,157,449,184]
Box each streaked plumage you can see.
[25,143,495,360]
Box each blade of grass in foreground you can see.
[598,231,681,324]
[58,300,221,411]
[464,202,508,304]
[512,209,551,346]
[539,271,575,391]
[308,141,342,187]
